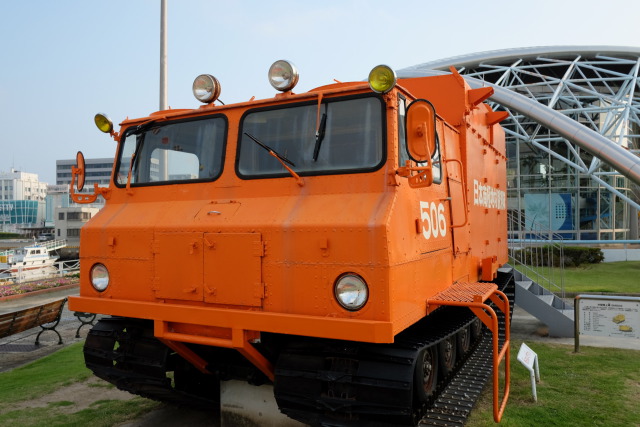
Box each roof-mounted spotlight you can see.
[368,64,397,94]
[268,60,299,92]
[193,74,221,103]
[94,113,114,134]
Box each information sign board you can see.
[578,298,640,339]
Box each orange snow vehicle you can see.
[69,61,512,425]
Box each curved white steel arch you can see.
[399,47,640,239]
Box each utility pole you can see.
[159,0,168,180]
[160,0,168,110]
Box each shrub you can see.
[0,232,21,240]
[564,246,605,266]
[512,246,604,267]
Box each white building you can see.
[0,169,48,233]
[55,206,99,248]
[52,157,113,250]
[45,185,71,227]
[0,169,48,202]
[56,157,113,186]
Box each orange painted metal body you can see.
[69,73,508,388]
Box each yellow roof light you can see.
[368,65,397,94]
[94,113,113,134]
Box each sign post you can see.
[517,343,540,402]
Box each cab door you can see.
[443,127,470,257]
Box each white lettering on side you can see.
[473,179,506,210]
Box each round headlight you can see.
[368,64,397,93]
[268,60,299,92]
[94,113,113,134]
[193,74,221,103]
[334,273,369,311]
[90,263,110,292]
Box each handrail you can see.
[507,211,566,299]
[427,283,511,422]
[444,158,469,229]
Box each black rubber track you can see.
[82,267,514,426]
[83,317,218,408]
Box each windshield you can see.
[237,95,384,177]
[115,116,226,186]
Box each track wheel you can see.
[414,346,438,402]
[456,325,471,361]
[437,335,457,378]
[470,318,483,343]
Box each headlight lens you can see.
[368,64,397,93]
[90,263,110,292]
[334,273,369,311]
[268,60,299,92]
[193,74,221,103]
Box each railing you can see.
[0,249,15,258]
[41,239,68,252]
[54,259,80,276]
[0,239,67,258]
[0,259,80,284]
[507,211,566,299]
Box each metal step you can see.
[538,294,555,305]
[515,272,574,338]
[515,280,533,291]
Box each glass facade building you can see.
[0,200,40,227]
[401,47,640,240]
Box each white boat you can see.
[0,243,59,282]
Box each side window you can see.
[431,131,442,184]
[398,95,409,167]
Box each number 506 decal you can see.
[420,201,447,240]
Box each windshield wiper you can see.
[126,136,144,194]
[244,132,303,186]
[244,132,295,167]
[313,113,327,162]
[131,119,157,135]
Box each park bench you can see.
[0,298,67,345]
[73,311,97,338]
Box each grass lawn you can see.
[519,260,640,295]
[1,339,638,426]
[467,339,640,427]
[561,261,640,294]
[0,342,158,427]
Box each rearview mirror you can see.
[75,151,86,191]
[70,151,110,203]
[406,99,437,162]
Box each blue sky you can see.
[1,0,639,184]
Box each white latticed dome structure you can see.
[401,47,640,241]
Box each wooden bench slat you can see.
[0,298,67,344]
[0,312,18,323]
